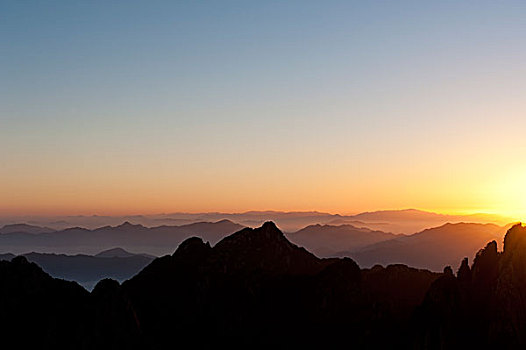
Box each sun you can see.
[485,170,526,222]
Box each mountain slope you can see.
[414,223,526,348]
[348,222,508,271]
[287,223,398,257]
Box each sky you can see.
[1,1,526,217]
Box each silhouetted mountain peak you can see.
[11,255,30,266]
[92,278,121,297]
[480,240,498,257]
[209,222,324,275]
[173,237,212,262]
[262,220,278,229]
[259,220,284,237]
[457,257,471,283]
[471,240,499,284]
[503,223,526,255]
[214,221,289,253]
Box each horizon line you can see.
[0,207,515,220]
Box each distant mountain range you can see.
[0,208,512,233]
[0,214,517,271]
[0,220,243,256]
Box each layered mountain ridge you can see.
[0,218,511,273]
[0,208,511,233]
[2,221,526,348]
[0,219,243,256]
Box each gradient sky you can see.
[1,1,526,217]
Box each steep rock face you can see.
[492,224,526,346]
[457,257,471,284]
[415,223,526,348]
[471,240,499,289]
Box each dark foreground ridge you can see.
[2,222,526,349]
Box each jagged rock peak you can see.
[476,240,498,259]
[259,220,280,231]
[457,257,471,282]
[443,266,453,276]
[173,237,211,259]
[259,221,283,236]
[503,223,526,255]
[10,255,30,265]
[92,278,121,297]
[216,221,285,247]
[211,221,322,275]
[471,240,499,282]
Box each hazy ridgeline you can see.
[0,210,514,292]
[0,220,244,256]
[0,208,511,233]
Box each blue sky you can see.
[1,1,526,215]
